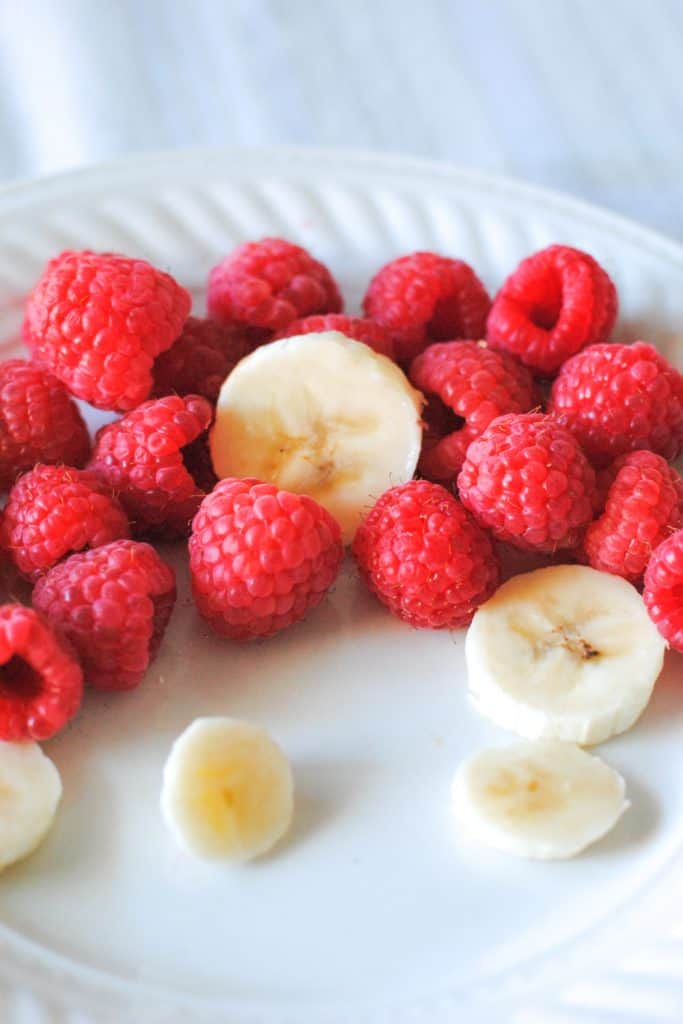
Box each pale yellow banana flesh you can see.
[0,741,62,873]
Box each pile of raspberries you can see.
[1,238,682,745]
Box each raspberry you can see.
[0,604,82,741]
[89,394,212,539]
[189,478,343,641]
[274,314,394,358]
[207,238,342,334]
[548,342,683,467]
[363,252,491,365]
[352,480,499,629]
[581,452,683,585]
[1,465,129,581]
[23,250,191,411]
[457,412,596,552]
[409,341,538,483]
[487,245,617,375]
[152,316,252,402]
[644,530,683,650]
[0,359,90,489]
[33,540,176,692]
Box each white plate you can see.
[0,148,682,1024]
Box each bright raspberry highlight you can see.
[644,530,683,651]
[275,314,394,358]
[0,359,90,489]
[363,252,491,365]
[152,316,253,402]
[548,341,683,466]
[207,238,342,334]
[352,479,499,628]
[487,245,617,376]
[410,340,537,483]
[458,413,596,552]
[89,394,212,539]
[0,604,82,741]
[189,478,343,641]
[23,250,191,411]
[1,464,129,581]
[33,540,176,692]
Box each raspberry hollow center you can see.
[0,655,43,701]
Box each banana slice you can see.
[161,717,293,862]
[210,331,423,542]
[465,564,665,745]
[0,741,62,872]
[452,740,628,859]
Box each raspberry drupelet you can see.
[363,251,491,365]
[274,314,395,359]
[33,540,176,692]
[457,412,596,552]
[486,245,617,376]
[0,604,83,741]
[189,478,343,641]
[644,530,683,651]
[352,480,500,629]
[409,340,538,483]
[151,316,253,403]
[23,250,191,411]
[207,238,342,334]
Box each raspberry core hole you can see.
[0,655,42,701]
[422,393,466,438]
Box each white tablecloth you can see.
[1,0,682,240]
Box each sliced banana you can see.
[0,741,62,872]
[466,564,665,745]
[161,717,293,862]
[210,331,423,542]
[452,740,628,859]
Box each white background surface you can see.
[0,0,682,238]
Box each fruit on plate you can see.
[0,741,62,872]
[644,528,683,651]
[452,739,628,859]
[209,331,423,543]
[465,565,665,744]
[161,717,293,862]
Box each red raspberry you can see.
[457,412,596,552]
[152,316,252,402]
[275,314,394,359]
[363,252,491,365]
[409,341,538,483]
[581,452,683,585]
[487,245,617,375]
[352,480,499,629]
[89,394,212,539]
[189,478,343,641]
[0,604,82,741]
[0,359,90,489]
[33,540,176,692]
[644,530,683,650]
[548,341,683,467]
[1,465,129,581]
[207,238,342,334]
[23,250,191,411]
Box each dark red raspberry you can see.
[151,316,252,402]
[363,252,491,365]
[487,245,617,375]
[181,433,218,494]
[275,314,394,359]
[1,464,129,581]
[89,394,212,539]
[644,530,683,650]
[207,238,342,334]
[189,477,343,641]
[409,341,538,483]
[581,451,683,584]
[457,412,596,552]
[0,604,82,741]
[352,479,499,629]
[0,359,90,489]
[548,341,683,467]
[23,250,191,411]
[33,540,176,692]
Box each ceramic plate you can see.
[0,148,682,1024]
